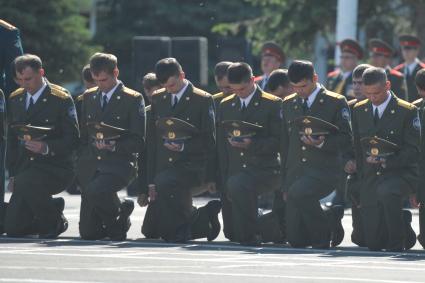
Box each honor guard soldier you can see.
[394,35,425,102]
[145,58,220,243]
[352,67,418,251]
[369,38,406,100]
[77,53,145,241]
[0,19,23,97]
[327,39,364,99]
[282,60,352,249]
[255,42,285,91]
[217,62,283,246]
[4,54,79,238]
[266,69,294,99]
[413,69,425,248]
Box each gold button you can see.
[30,157,34,161]
[376,171,381,176]
[240,152,244,156]
[169,157,173,162]
[301,146,306,151]
[97,156,101,160]
[242,164,247,168]
[390,131,394,134]
[302,158,307,162]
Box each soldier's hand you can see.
[205,182,217,194]
[148,185,157,202]
[25,140,48,154]
[163,142,184,152]
[301,135,325,147]
[409,194,419,208]
[7,177,14,193]
[228,137,252,149]
[344,160,357,174]
[366,156,386,165]
[137,193,149,207]
[95,140,116,151]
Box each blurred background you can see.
[1,0,425,95]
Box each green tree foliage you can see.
[0,0,99,83]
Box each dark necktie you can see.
[27,96,34,112]
[240,101,247,112]
[302,99,309,114]
[172,95,178,109]
[374,107,379,125]
[102,95,108,111]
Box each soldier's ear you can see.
[113,68,119,78]
[179,72,185,80]
[39,68,45,77]
[312,73,318,83]
[385,80,391,91]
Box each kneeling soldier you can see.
[77,53,145,241]
[5,54,79,238]
[352,67,418,251]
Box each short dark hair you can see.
[352,64,373,79]
[227,62,253,84]
[14,54,43,73]
[81,64,94,84]
[362,67,387,86]
[288,60,315,83]
[267,69,290,91]
[154,58,183,84]
[89,52,117,75]
[142,72,160,90]
[214,61,232,80]
[415,69,425,90]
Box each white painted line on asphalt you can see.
[0,279,103,283]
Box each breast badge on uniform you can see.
[68,105,77,121]
[341,107,350,121]
[413,116,421,131]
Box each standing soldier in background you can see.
[145,58,220,243]
[4,54,79,238]
[255,42,285,91]
[282,60,351,249]
[217,62,283,245]
[0,19,24,97]
[413,69,425,249]
[368,38,406,99]
[327,39,364,99]
[352,67,418,251]
[77,53,145,241]
[394,35,425,102]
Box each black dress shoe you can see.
[241,234,262,247]
[175,223,191,243]
[39,214,68,239]
[206,200,222,241]
[403,210,416,250]
[53,197,65,213]
[330,205,345,247]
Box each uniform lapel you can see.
[376,93,398,133]
[172,83,193,117]
[308,87,326,115]
[242,87,261,120]
[101,83,123,120]
[26,85,50,121]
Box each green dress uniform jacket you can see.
[76,83,145,186]
[147,82,215,186]
[281,88,352,191]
